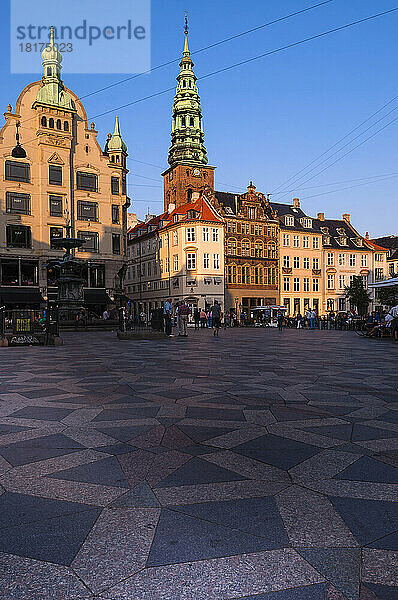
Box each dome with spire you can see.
[41,26,62,64]
[107,116,128,153]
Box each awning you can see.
[83,289,112,305]
[369,277,398,288]
[0,287,44,305]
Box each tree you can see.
[345,276,371,315]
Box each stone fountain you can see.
[51,232,86,321]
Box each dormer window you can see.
[336,228,346,236]
[187,210,197,219]
[173,214,179,223]
[353,237,363,247]
[285,215,294,226]
[320,226,329,234]
[301,217,312,228]
[323,235,331,245]
[337,236,348,246]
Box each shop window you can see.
[21,261,37,286]
[1,259,19,285]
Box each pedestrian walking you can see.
[200,309,207,328]
[211,301,222,337]
[296,312,302,329]
[177,300,191,337]
[310,309,316,330]
[388,302,398,342]
[164,298,173,337]
[207,310,213,329]
[277,311,284,331]
[193,308,200,330]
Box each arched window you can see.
[228,238,237,255]
[183,80,186,88]
[267,242,276,259]
[47,67,52,76]
[255,241,263,257]
[41,116,47,127]
[49,118,54,128]
[190,117,194,127]
[242,239,250,256]
[116,155,120,163]
[181,117,186,127]
[56,119,61,130]
[63,121,69,131]
[188,80,192,87]
[111,155,115,162]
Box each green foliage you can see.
[345,276,371,315]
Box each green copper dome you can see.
[107,116,128,153]
[35,26,74,111]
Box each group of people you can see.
[163,299,222,338]
[364,304,398,340]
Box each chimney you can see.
[191,192,200,202]
[342,213,350,223]
[292,198,300,208]
[365,232,369,240]
[317,212,325,221]
[167,203,176,214]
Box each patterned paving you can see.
[0,328,397,600]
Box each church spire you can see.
[167,16,208,168]
[35,25,74,110]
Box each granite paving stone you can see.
[0,329,395,598]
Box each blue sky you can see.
[2,0,397,236]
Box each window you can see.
[112,234,121,255]
[212,228,219,242]
[375,253,383,262]
[254,242,263,257]
[202,227,209,242]
[203,253,210,269]
[361,254,367,267]
[187,252,196,270]
[213,253,220,269]
[349,254,356,267]
[76,171,98,191]
[49,165,62,185]
[186,227,195,242]
[338,253,345,266]
[283,234,290,246]
[90,265,105,288]
[254,267,263,285]
[122,177,126,195]
[327,274,335,289]
[77,231,99,252]
[49,195,63,217]
[285,215,294,226]
[303,236,309,248]
[283,277,290,292]
[303,277,310,292]
[312,279,319,292]
[293,277,300,292]
[41,116,47,127]
[303,257,310,269]
[242,266,250,284]
[5,160,30,182]
[6,192,30,215]
[293,235,299,247]
[339,275,346,289]
[228,239,237,255]
[313,237,319,249]
[327,252,334,266]
[242,240,250,256]
[301,218,312,228]
[312,257,319,270]
[49,117,54,128]
[112,205,120,224]
[77,200,98,221]
[64,121,69,131]
[375,268,384,281]
[165,258,169,273]
[173,254,179,271]
[111,177,119,195]
[293,256,300,269]
[56,119,61,130]
[6,224,31,248]
[50,226,63,249]
[283,255,290,268]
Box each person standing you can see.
[310,309,316,330]
[164,298,173,337]
[388,302,398,342]
[193,307,200,330]
[200,309,207,328]
[177,300,190,337]
[297,312,302,329]
[211,301,222,337]
[207,310,213,329]
[277,311,284,331]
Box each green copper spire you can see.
[36,26,74,110]
[107,116,128,153]
[167,16,208,168]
